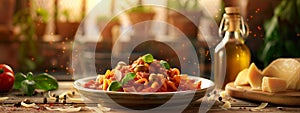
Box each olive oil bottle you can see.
[214,7,251,89]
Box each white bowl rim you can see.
[73,76,214,95]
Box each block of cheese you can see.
[248,63,263,90]
[262,77,287,93]
[262,58,300,90]
[234,68,249,86]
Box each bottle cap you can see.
[225,7,240,14]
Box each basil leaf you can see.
[160,60,170,70]
[121,72,136,85]
[33,73,58,91]
[20,80,36,96]
[108,81,122,91]
[142,54,154,63]
[26,72,33,80]
[13,73,27,89]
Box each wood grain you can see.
[1,81,300,112]
[226,82,300,106]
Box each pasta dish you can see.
[84,54,202,92]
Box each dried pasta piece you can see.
[220,101,231,110]
[160,86,167,92]
[0,97,9,101]
[151,81,160,89]
[172,68,180,75]
[102,79,108,90]
[46,106,81,112]
[68,97,84,103]
[220,91,227,99]
[106,79,112,86]
[167,81,177,91]
[135,78,149,85]
[197,81,202,89]
[173,75,181,84]
[96,75,104,84]
[251,102,268,111]
[104,70,111,78]
[59,91,73,99]
[21,102,38,108]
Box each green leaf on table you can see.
[13,73,27,89]
[108,81,122,91]
[26,72,34,80]
[33,73,58,91]
[121,72,136,85]
[20,80,36,96]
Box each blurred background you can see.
[0,0,299,80]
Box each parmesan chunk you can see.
[248,63,263,90]
[262,58,300,90]
[262,77,287,93]
[234,68,249,86]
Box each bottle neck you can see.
[223,14,245,43]
[227,17,241,32]
[224,31,245,44]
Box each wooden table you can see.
[1,81,299,113]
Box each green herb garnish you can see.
[160,60,170,70]
[121,72,136,85]
[108,73,136,91]
[108,81,122,91]
[142,54,154,63]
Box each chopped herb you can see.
[121,73,136,85]
[142,54,154,63]
[108,81,122,91]
[160,60,170,70]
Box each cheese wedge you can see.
[234,68,249,86]
[262,58,300,90]
[262,77,287,93]
[248,63,263,90]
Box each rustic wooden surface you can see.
[1,81,300,113]
[226,82,300,106]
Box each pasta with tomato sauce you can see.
[84,54,202,92]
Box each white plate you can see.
[74,76,214,110]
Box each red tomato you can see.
[0,64,15,92]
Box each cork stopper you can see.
[225,7,240,14]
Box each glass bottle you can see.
[214,7,251,89]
